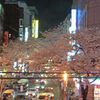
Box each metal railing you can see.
[0,71,100,79]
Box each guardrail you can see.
[0,71,100,79]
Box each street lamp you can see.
[63,72,68,90]
[63,72,68,82]
[63,72,68,100]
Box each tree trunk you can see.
[81,84,88,100]
[0,79,4,100]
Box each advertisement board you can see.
[94,85,100,100]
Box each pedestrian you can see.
[27,94,32,100]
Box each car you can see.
[44,88,54,99]
[3,89,15,99]
[26,88,37,97]
[38,95,50,100]
[37,92,54,100]
[38,95,46,99]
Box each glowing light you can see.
[0,4,3,15]
[69,9,77,34]
[89,79,100,85]
[19,27,24,41]
[94,85,100,99]
[25,27,29,42]
[13,61,18,70]
[35,20,39,38]
[36,79,39,82]
[32,19,39,38]
[63,72,68,81]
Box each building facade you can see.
[73,0,100,31]
[4,0,38,41]
[87,0,100,28]
[72,0,100,100]
[72,0,87,31]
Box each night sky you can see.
[24,0,73,31]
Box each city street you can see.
[0,0,100,100]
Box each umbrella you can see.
[18,79,29,84]
[3,89,13,94]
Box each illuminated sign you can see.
[94,85,100,100]
[19,27,24,41]
[0,4,2,14]
[25,27,29,42]
[32,19,39,38]
[69,9,77,34]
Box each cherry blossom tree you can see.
[69,28,100,100]
[1,18,100,99]
[30,33,72,71]
[1,21,70,71]
[0,20,72,100]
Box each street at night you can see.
[0,0,100,100]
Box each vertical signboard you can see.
[69,9,77,34]
[32,19,39,38]
[94,85,100,100]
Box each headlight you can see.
[26,92,28,95]
[51,94,54,97]
[32,93,36,96]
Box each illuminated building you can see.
[4,1,23,39]
[69,9,77,33]
[4,0,38,41]
[73,0,100,31]
[72,1,100,99]
[71,0,87,31]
